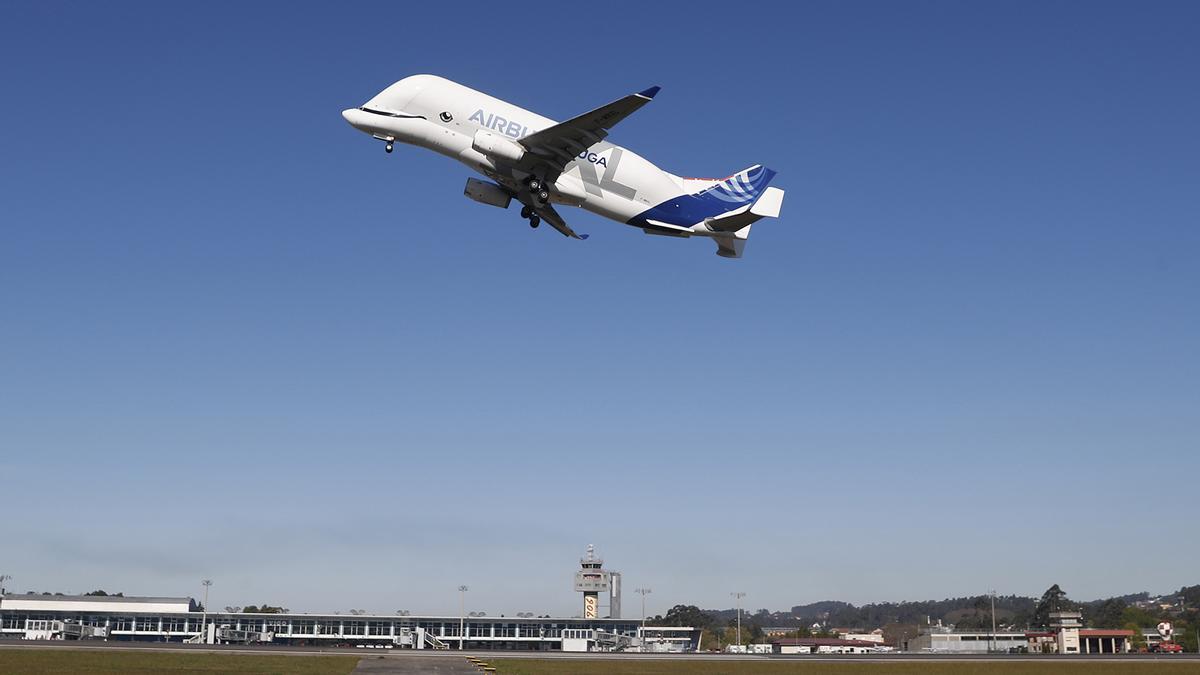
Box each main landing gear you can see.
[384,142,393,153]
[521,176,550,229]
[525,177,550,205]
[520,205,540,228]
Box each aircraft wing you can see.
[518,86,660,180]
[533,201,589,240]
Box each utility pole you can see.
[732,592,746,649]
[635,588,651,651]
[989,590,997,653]
[988,588,998,653]
[200,579,212,643]
[458,585,468,651]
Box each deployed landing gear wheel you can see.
[384,142,393,153]
[529,215,540,229]
[525,176,550,204]
[520,206,532,219]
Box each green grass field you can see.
[4,650,1200,675]
[491,658,1200,675]
[0,649,358,675]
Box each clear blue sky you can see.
[2,0,1197,617]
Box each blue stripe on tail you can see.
[627,166,777,229]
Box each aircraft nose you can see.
[342,108,357,125]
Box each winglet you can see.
[637,86,661,99]
[579,234,590,240]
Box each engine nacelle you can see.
[472,129,525,164]
[463,178,512,209]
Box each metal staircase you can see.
[423,630,450,650]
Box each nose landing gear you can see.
[384,142,393,153]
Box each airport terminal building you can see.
[0,594,694,652]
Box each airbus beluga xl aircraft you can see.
[342,75,785,258]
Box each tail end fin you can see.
[708,186,786,258]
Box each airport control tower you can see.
[573,544,620,619]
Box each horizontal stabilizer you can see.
[644,219,693,235]
[750,187,785,218]
[643,228,690,238]
[703,186,784,257]
[714,224,752,259]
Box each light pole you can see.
[458,585,468,651]
[200,579,212,643]
[989,590,997,653]
[732,592,746,649]
[635,588,651,651]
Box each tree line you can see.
[648,583,1200,650]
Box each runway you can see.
[2,640,1199,663]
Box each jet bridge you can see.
[23,619,108,641]
[215,625,274,644]
[183,623,272,644]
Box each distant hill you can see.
[699,587,1185,632]
[790,601,856,620]
[706,595,1035,631]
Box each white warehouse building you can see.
[907,632,1031,653]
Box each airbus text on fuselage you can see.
[341,75,785,258]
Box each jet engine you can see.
[472,130,525,164]
[463,178,512,209]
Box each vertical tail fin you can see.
[681,165,777,209]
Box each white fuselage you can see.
[341,75,687,226]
